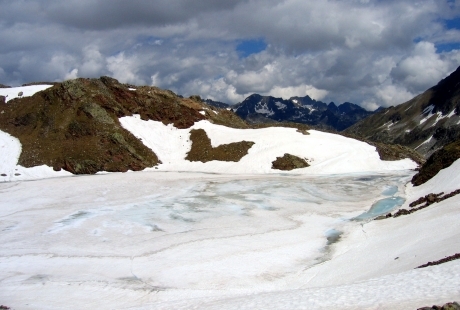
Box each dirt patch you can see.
[186,129,254,162]
[271,153,310,171]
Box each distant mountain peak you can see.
[233,94,374,131]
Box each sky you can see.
[1,0,460,110]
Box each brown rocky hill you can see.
[345,66,460,158]
[0,76,248,174]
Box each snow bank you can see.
[120,115,417,174]
[0,84,53,102]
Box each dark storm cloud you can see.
[42,0,247,30]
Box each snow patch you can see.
[0,85,53,102]
[255,102,274,116]
[422,105,435,114]
[415,136,433,150]
[275,101,286,110]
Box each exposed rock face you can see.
[417,301,460,310]
[345,66,460,158]
[0,77,249,174]
[233,94,374,131]
[185,129,254,162]
[0,84,11,88]
[411,139,460,185]
[271,153,310,170]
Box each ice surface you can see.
[4,170,455,309]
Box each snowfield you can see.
[0,88,458,309]
[119,114,416,175]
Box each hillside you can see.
[345,66,460,158]
[0,77,247,176]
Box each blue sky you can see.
[236,39,268,58]
[0,0,459,110]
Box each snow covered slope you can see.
[0,84,53,102]
[120,115,416,174]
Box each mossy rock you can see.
[272,153,310,170]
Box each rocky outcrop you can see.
[418,301,460,310]
[271,153,310,170]
[412,139,460,185]
[186,129,254,162]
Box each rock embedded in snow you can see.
[185,128,255,163]
[271,153,310,170]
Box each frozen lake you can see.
[0,170,422,308]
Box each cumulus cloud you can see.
[391,41,451,92]
[267,85,329,101]
[0,0,459,109]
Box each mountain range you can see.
[231,94,374,131]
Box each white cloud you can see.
[80,46,104,77]
[376,85,415,107]
[64,68,79,80]
[391,41,451,92]
[106,52,145,85]
[267,85,329,101]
